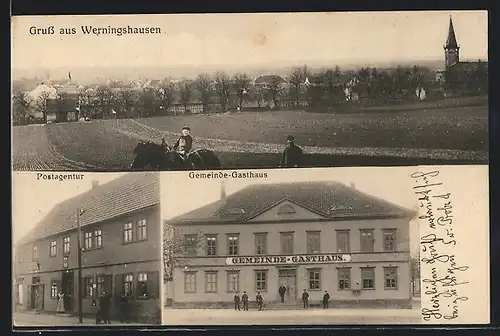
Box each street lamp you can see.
[76,208,86,323]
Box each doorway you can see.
[278,268,297,303]
[29,284,44,310]
[62,271,74,312]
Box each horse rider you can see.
[280,135,304,168]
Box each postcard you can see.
[11,11,488,172]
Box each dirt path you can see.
[12,125,101,171]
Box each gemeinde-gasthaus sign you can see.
[225,254,352,266]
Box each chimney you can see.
[349,182,356,190]
[220,181,227,201]
[91,180,99,189]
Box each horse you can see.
[131,138,222,171]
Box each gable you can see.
[248,199,326,222]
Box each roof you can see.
[445,16,459,49]
[254,75,286,85]
[449,61,489,72]
[18,173,160,246]
[167,181,414,225]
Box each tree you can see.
[288,67,306,108]
[35,90,52,123]
[178,79,194,115]
[54,91,70,112]
[163,223,204,281]
[156,79,176,115]
[119,88,138,118]
[232,73,251,110]
[213,72,232,112]
[195,74,213,114]
[94,85,114,119]
[138,87,160,118]
[265,76,285,109]
[77,86,95,118]
[12,90,32,125]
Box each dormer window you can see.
[228,208,245,215]
[277,204,296,215]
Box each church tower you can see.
[444,16,460,67]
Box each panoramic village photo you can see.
[161,168,421,325]
[11,11,488,172]
[12,172,162,326]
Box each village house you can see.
[13,173,162,323]
[165,181,416,309]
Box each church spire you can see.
[445,16,459,49]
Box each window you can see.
[227,271,239,292]
[280,232,294,254]
[307,231,321,253]
[138,273,148,297]
[184,272,197,293]
[96,275,105,296]
[84,232,93,250]
[277,204,296,215]
[206,235,217,256]
[84,229,103,250]
[383,229,397,252]
[384,267,398,289]
[124,274,134,298]
[50,281,58,298]
[84,277,94,297]
[32,246,38,261]
[63,237,71,254]
[255,233,268,255]
[360,229,374,252]
[123,223,133,243]
[338,268,351,290]
[205,271,218,293]
[49,240,57,257]
[137,219,147,241]
[63,256,68,268]
[336,230,350,253]
[361,268,375,289]
[308,270,321,290]
[227,234,239,256]
[255,270,267,291]
[184,234,198,256]
[94,229,102,248]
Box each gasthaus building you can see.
[13,173,162,323]
[167,181,415,308]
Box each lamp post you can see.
[76,208,86,323]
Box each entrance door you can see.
[278,269,297,303]
[30,284,44,310]
[62,271,74,312]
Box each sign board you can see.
[225,254,351,266]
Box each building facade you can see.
[165,181,415,309]
[13,173,162,323]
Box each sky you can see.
[11,10,488,70]
[161,167,421,256]
[12,172,126,245]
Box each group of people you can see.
[95,292,130,324]
[232,288,332,311]
[169,126,304,168]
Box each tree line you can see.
[12,62,488,125]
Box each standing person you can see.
[302,289,310,309]
[280,135,303,168]
[56,291,65,314]
[278,285,287,303]
[256,292,264,311]
[322,291,330,309]
[173,126,193,154]
[233,293,241,311]
[99,291,111,324]
[119,293,129,323]
[241,291,249,311]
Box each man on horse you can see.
[173,126,194,167]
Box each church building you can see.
[165,181,416,309]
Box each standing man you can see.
[256,291,264,311]
[119,292,129,323]
[322,290,330,309]
[233,293,241,311]
[278,285,287,303]
[302,289,310,309]
[99,291,111,324]
[280,135,304,168]
[241,291,249,311]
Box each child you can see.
[174,126,193,154]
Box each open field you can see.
[11,101,489,171]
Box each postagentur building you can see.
[166,181,415,309]
[13,173,162,323]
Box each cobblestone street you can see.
[13,312,149,327]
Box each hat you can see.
[286,135,295,141]
[182,126,190,131]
